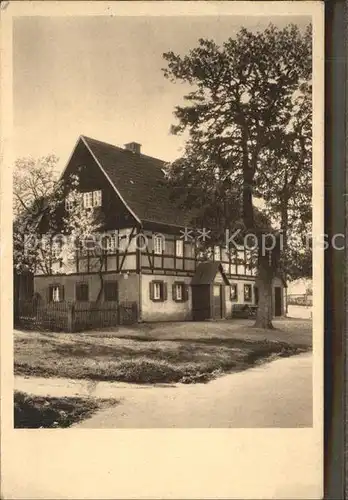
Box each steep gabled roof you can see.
[191,262,230,285]
[81,135,192,228]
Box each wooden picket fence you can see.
[14,299,138,332]
[287,294,313,307]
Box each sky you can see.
[13,14,310,171]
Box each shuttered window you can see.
[48,284,64,303]
[76,283,89,301]
[230,284,238,301]
[172,282,188,303]
[149,281,167,302]
[104,281,118,301]
[244,284,252,302]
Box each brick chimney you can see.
[124,142,141,154]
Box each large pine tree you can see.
[162,23,312,328]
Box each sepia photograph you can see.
[1,1,324,498]
[12,9,315,430]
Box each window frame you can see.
[51,239,63,260]
[175,238,184,257]
[75,282,89,302]
[153,282,162,301]
[83,191,93,209]
[172,281,188,303]
[102,233,116,253]
[214,245,221,261]
[93,190,102,207]
[150,280,167,302]
[230,283,238,301]
[48,284,64,303]
[104,281,119,302]
[244,283,252,302]
[65,195,75,212]
[153,234,164,255]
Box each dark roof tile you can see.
[83,136,192,227]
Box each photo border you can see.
[324,1,347,498]
[1,2,325,499]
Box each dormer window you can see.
[83,190,102,209]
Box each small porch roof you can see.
[191,262,230,286]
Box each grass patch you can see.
[14,321,311,384]
[14,391,118,428]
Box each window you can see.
[150,280,167,302]
[244,284,252,302]
[83,190,102,209]
[153,234,164,255]
[104,281,118,301]
[49,284,64,303]
[172,282,188,302]
[65,195,75,212]
[93,190,102,207]
[206,247,213,260]
[175,284,183,301]
[214,245,221,261]
[176,239,184,257]
[230,263,237,274]
[102,233,116,253]
[76,283,89,301]
[187,243,195,258]
[52,239,62,259]
[222,262,229,273]
[230,284,238,301]
[154,282,161,300]
[196,248,205,260]
[83,191,93,209]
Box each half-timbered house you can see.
[34,135,286,322]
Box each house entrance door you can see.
[213,285,222,319]
[274,287,282,317]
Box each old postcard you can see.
[1,1,324,498]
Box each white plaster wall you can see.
[141,274,192,322]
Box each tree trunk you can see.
[280,198,288,315]
[254,249,274,329]
[242,153,254,230]
[239,131,275,329]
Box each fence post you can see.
[67,303,75,333]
